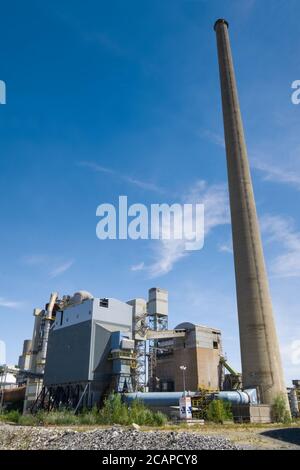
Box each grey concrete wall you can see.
[44,320,92,385]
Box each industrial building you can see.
[24,291,134,411]
[288,381,300,418]
[1,284,287,423]
[155,323,222,392]
[18,340,32,371]
[21,287,226,413]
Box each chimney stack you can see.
[214,19,289,411]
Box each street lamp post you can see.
[179,365,187,395]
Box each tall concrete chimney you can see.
[214,19,289,410]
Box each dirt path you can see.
[187,424,300,450]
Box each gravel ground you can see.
[0,424,240,450]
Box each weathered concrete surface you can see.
[214,19,289,410]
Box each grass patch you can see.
[0,409,21,423]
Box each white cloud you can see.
[131,262,145,272]
[49,260,74,278]
[281,340,300,385]
[148,240,188,278]
[78,162,114,174]
[289,340,300,365]
[0,297,23,309]
[192,181,230,233]
[261,214,300,278]
[22,254,76,280]
[218,241,233,254]
[202,130,300,192]
[253,159,300,191]
[78,161,164,194]
[146,181,230,277]
[22,254,48,266]
[200,129,225,148]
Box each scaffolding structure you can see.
[127,298,148,392]
[147,288,168,391]
[191,389,213,420]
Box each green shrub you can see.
[0,409,21,423]
[207,399,233,424]
[97,393,168,426]
[152,411,168,426]
[272,394,291,424]
[98,393,129,425]
[0,393,168,427]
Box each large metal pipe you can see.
[124,391,197,407]
[125,389,258,408]
[39,292,58,372]
[214,19,289,412]
[29,308,42,373]
[214,389,258,405]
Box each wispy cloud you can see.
[0,297,23,309]
[50,7,128,58]
[131,262,145,272]
[218,241,233,254]
[84,31,127,57]
[236,0,257,18]
[253,159,300,191]
[144,180,230,277]
[78,161,165,194]
[49,260,74,278]
[202,130,300,192]
[78,162,114,175]
[261,214,300,278]
[281,339,300,384]
[200,129,225,148]
[22,254,48,266]
[23,254,75,279]
[283,340,300,366]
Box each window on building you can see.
[100,298,109,308]
[213,341,218,349]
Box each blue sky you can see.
[0,0,299,385]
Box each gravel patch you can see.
[0,424,240,450]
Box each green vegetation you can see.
[272,394,291,424]
[0,409,21,424]
[0,393,167,427]
[97,393,167,426]
[207,399,233,424]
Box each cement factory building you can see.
[21,288,224,412]
[156,323,222,392]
